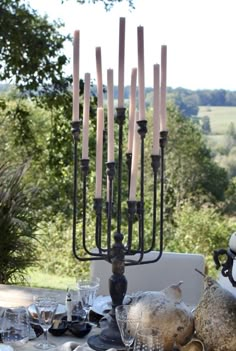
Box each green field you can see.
[198,106,236,135]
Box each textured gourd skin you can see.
[194,276,236,351]
[129,282,194,351]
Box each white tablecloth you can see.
[27,328,99,351]
[0,284,101,351]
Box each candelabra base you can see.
[87,318,125,351]
[88,334,125,351]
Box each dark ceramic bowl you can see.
[69,320,92,338]
[49,315,92,338]
[49,319,68,336]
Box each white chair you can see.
[91,251,205,308]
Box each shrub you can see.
[0,163,38,283]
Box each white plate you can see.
[92,295,131,316]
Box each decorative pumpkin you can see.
[129,282,194,351]
[194,275,236,351]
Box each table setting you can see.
[0,254,236,351]
[2,12,236,351]
[0,278,104,351]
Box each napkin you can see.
[58,342,116,351]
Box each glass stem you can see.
[43,329,48,344]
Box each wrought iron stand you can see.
[71,107,168,350]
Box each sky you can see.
[29,0,236,91]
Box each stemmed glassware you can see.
[33,295,58,350]
[115,304,141,351]
[1,306,30,348]
[77,277,100,325]
[134,328,164,351]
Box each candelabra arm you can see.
[149,154,161,250]
[136,201,144,255]
[71,122,106,262]
[71,121,82,262]
[126,152,132,196]
[106,162,116,260]
[94,198,103,252]
[125,131,168,266]
[115,107,126,235]
[159,130,168,254]
[127,200,136,251]
[214,248,236,287]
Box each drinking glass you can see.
[115,304,141,351]
[1,307,30,348]
[134,327,164,351]
[33,295,58,350]
[77,277,100,325]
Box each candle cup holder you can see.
[71,120,81,141]
[72,108,168,350]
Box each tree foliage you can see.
[1,0,236,284]
[166,104,228,214]
[166,202,235,276]
[0,0,71,94]
[0,163,38,284]
[64,0,135,11]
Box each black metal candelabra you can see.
[71,107,168,351]
[213,233,236,287]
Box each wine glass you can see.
[77,277,100,325]
[1,306,30,348]
[115,304,141,351]
[134,328,164,351]
[33,295,58,350]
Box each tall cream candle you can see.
[160,45,167,131]
[152,64,160,155]
[127,68,137,153]
[72,30,80,122]
[137,26,145,121]
[129,111,140,201]
[107,69,114,163]
[95,107,104,198]
[118,17,126,108]
[82,73,90,159]
[96,47,103,108]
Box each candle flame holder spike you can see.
[71,107,168,350]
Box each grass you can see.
[198,106,236,135]
[26,268,76,290]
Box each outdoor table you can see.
[0,284,99,351]
[21,328,99,351]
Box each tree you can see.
[68,0,135,10]
[165,104,229,218]
[0,0,71,94]
[166,202,235,276]
[201,115,211,134]
[168,88,199,117]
